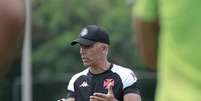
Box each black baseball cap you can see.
[71,25,110,46]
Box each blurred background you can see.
[0,0,156,101]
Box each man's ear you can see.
[102,45,106,50]
[102,45,109,56]
[101,44,108,51]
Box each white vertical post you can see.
[21,0,32,101]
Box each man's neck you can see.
[89,61,111,74]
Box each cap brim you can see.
[71,37,96,46]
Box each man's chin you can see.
[83,62,90,67]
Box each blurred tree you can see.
[32,0,143,75]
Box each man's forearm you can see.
[124,93,141,101]
[57,98,75,101]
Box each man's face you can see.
[80,43,103,67]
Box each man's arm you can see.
[65,98,75,101]
[57,91,75,101]
[57,98,75,101]
[134,18,159,71]
[64,91,75,101]
[124,93,141,101]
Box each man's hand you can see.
[90,82,117,101]
[57,98,75,101]
[57,98,66,101]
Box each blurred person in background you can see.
[133,0,201,101]
[59,25,141,101]
[0,0,24,79]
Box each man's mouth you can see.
[82,57,88,61]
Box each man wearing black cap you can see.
[59,25,141,101]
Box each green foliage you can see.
[32,0,143,75]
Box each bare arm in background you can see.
[0,0,24,79]
[134,18,159,71]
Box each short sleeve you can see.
[67,73,81,92]
[123,71,140,95]
[67,90,75,98]
[133,0,158,21]
[122,70,138,89]
[123,81,140,95]
[67,77,75,92]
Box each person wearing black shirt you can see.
[59,25,141,101]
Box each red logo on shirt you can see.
[103,79,114,89]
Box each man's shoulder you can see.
[70,68,89,81]
[112,64,138,89]
[112,64,135,74]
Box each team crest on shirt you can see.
[103,79,114,89]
